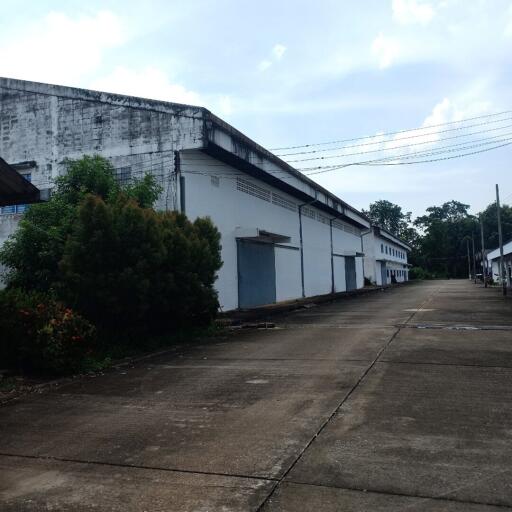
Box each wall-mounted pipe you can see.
[329,218,335,294]
[298,198,318,298]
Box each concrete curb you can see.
[219,281,415,324]
[0,345,189,407]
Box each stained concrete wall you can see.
[0,78,369,310]
[0,78,205,224]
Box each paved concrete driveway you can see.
[1,280,512,510]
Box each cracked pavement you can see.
[1,280,512,511]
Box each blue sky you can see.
[1,0,512,218]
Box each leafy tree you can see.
[479,201,512,251]
[363,200,407,233]
[0,155,222,335]
[0,156,162,291]
[414,201,478,278]
[362,200,417,243]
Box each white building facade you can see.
[0,77,370,311]
[362,226,411,286]
[487,240,512,287]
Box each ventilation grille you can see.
[302,207,316,219]
[237,177,271,202]
[333,219,360,235]
[317,214,330,225]
[272,192,296,212]
[116,166,132,185]
[235,177,361,234]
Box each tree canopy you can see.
[364,197,511,279]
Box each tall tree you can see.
[362,199,418,247]
[479,201,512,251]
[414,200,478,278]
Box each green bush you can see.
[0,156,222,335]
[0,289,96,375]
[59,194,222,334]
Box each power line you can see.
[286,128,512,163]
[278,117,512,157]
[304,140,512,176]
[270,109,512,151]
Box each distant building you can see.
[0,77,371,310]
[362,226,411,285]
[487,240,512,287]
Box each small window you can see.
[385,246,388,254]
[381,243,384,253]
[387,269,389,277]
[116,166,132,185]
[211,175,220,187]
[1,172,32,215]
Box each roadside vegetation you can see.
[0,156,222,376]
[364,199,512,279]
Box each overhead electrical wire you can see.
[278,117,512,158]
[270,109,512,151]
[286,128,512,163]
[28,109,512,190]
[303,139,512,176]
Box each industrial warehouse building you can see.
[0,77,371,311]
[362,225,411,286]
[487,240,512,288]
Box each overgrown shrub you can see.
[59,194,222,334]
[0,155,222,346]
[0,289,96,375]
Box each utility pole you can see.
[466,239,471,280]
[480,214,487,288]
[496,184,507,296]
[471,234,477,284]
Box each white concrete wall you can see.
[275,247,302,301]
[363,230,410,285]
[333,256,346,292]
[181,151,364,310]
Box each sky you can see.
[1,0,512,219]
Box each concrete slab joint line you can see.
[3,281,512,510]
[255,285,442,511]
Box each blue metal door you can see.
[345,256,357,291]
[381,261,387,285]
[237,240,276,308]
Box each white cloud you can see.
[216,95,233,116]
[505,4,512,37]
[382,95,492,159]
[371,33,401,69]
[91,67,237,116]
[272,44,287,60]
[258,43,287,71]
[0,11,124,85]
[392,0,435,25]
[258,59,273,71]
[90,66,202,105]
